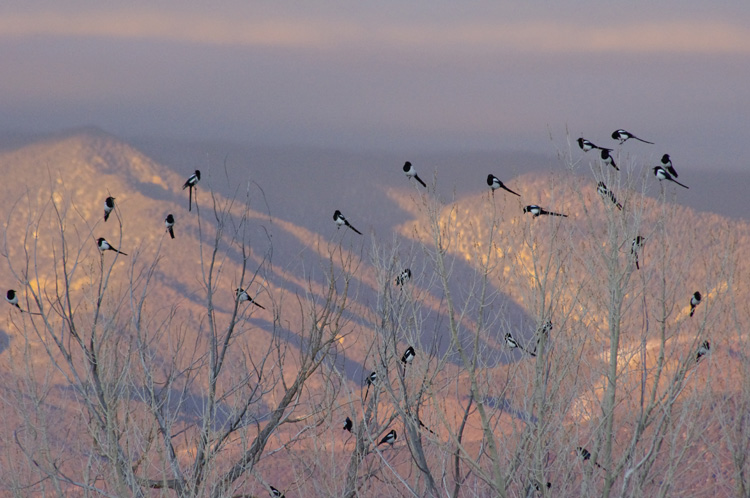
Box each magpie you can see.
[269,486,285,498]
[689,291,702,317]
[653,166,689,189]
[395,268,411,286]
[403,161,426,188]
[533,320,553,354]
[182,170,200,212]
[104,196,115,222]
[661,154,678,178]
[696,340,710,362]
[597,182,623,210]
[577,138,611,153]
[401,346,415,365]
[97,237,127,255]
[343,416,353,433]
[235,288,266,309]
[576,446,605,470]
[165,214,175,239]
[611,129,653,144]
[5,289,22,311]
[333,210,362,235]
[523,205,567,218]
[364,371,377,401]
[378,429,397,446]
[487,174,520,196]
[600,149,619,171]
[631,236,644,270]
[505,332,536,357]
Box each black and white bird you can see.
[533,320,553,354]
[343,416,353,433]
[182,170,201,212]
[269,485,285,498]
[653,166,689,189]
[577,138,611,153]
[611,129,653,144]
[600,149,619,171]
[395,268,411,286]
[403,161,427,188]
[661,154,678,178]
[631,236,645,270]
[378,429,397,446]
[165,214,175,239]
[689,291,702,317]
[504,332,536,357]
[97,237,127,255]
[401,346,415,365]
[104,196,115,222]
[5,289,21,311]
[576,446,605,470]
[364,370,377,401]
[696,340,710,362]
[333,210,362,235]
[597,182,623,210]
[487,174,520,196]
[235,288,266,309]
[523,205,567,218]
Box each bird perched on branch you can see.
[487,174,520,196]
[600,149,619,171]
[401,346,415,365]
[378,429,397,446]
[235,288,265,309]
[523,205,567,218]
[696,340,710,362]
[577,138,611,153]
[103,196,115,222]
[689,291,702,317]
[402,161,426,188]
[661,154,679,178]
[631,236,645,270]
[611,129,653,144]
[182,170,200,211]
[165,214,175,239]
[97,237,127,255]
[505,332,536,357]
[395,268,411,286]
[597,182,623,210]
[343,417,353,433]
[653,166,689,189]
[5,290,22,311]
[333,210,362,235]
[576,446,606,470]
[269,485,285,498]
[364,371,377,401]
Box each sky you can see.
[1,1,749,169]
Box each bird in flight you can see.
[577,138,611,153]
[597,182,623,210]
[576,446,606,470]
[696,340,710,362]
[403,161,427,188]
[235,288,266,309]
[504,332,536,357]
[689,291,702,317]
[487,174,520,196]
[97,237,127,255]
[523,205,567,218]
[611,129,653,144]
[165,214,175,239]
[395,268,411,286]
[600,149,619,171]
[182,170,201,212]
[401,346,415,365]
[378,429,397,446]
[343,416,353,433]
[653,166,689,189]
[631,236,645,270]
[333,210,362,235]
[104,196,115,222]
[661,154,679,178]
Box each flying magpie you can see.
[661,154,678,178]
[182,170,200,212]
[577,138,611,153]
[403,161,427,188]
[378,429,397,446]
[401,346,415,365]
[395,268,411,286]
[235,288,266,309]
[597,182,623,210]
[333,210,362,235]
[523,205,567,218]
[104,196,115,222]
[696,340,710,362]
[165,214,175,239]
[505,332,536,357]
[97,237,127,255]
[269,486,285,498]
[343,416,353,433]
[576,446,606,470]
[689,291,702,317]
[611,129,653,144]
[631,236,644,270]
[5,289,22,311]
[600,149,619,171]
[653,166,689,189]
[487,174,520,196]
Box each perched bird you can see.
[653,166,689,189]
[333,210,362,235]
[269,486,285,498]
[577,138,611,153]
[696,340,710,362]
[165,214,175,239]
[403,161,426,188]
[611,129,653,144]
[395,268,411,286]
[533,320,553,354]
[103,196,115,222]
[505,332,536,357]
[661,154,678,178]
[597,182,623,210]
[523,205,568,218]
[690,291,702,317]
[182,170,201,212]
[576,446,605,470]
[235,288,266,309]
[487,174,520,196]
[364,371,377,401]
[97,237,127,255]
[631,236,645,270]
[600,149,619,171]
[343,416,353,433]
[5,289,22,311]
[378,429,397,446]
[401,346,415,365]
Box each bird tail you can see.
[169,227,175,239]
[415,175,427,188]
[188,187,193,211]
[635,137,654,144]
[348,224,363,235]
[673,179,689,189]
[117,250,128,256]
[104,211,110,222]
[252,301,266,310]
[690,307,695,317]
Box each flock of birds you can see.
[2,130,712,497]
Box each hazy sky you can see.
[1,1,749,169]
